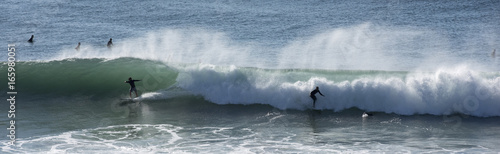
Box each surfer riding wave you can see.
[310,86,325,108]
[125,77,141,98]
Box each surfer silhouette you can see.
[107,38,113,48]
[28,35,34,43]
[492,49,496,58]
[125,77,141,98]
[310,86,324,108]
[75,42,81,51]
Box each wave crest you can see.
[177,64,500,117]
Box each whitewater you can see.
[2,0,500,153]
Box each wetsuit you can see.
[125,80,140,92]
[310,89,323,101]
[310,89,324,108]
[107,39,113,48]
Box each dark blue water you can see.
[3,1,499,63]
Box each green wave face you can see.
[1,58,178,97]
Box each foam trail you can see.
[134,87,191,101]
[4,124,183,153]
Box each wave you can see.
[174,64,500,117]
[3,23,499,117]
[0,58,178,96]
[2,57,499,117]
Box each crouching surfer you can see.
[310,86,325,108]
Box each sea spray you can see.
[54,29,252,67]
[278,23,452,70]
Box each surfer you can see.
[28,35,34,43]
[125,77,141,98]
[75,42,81,51]
[492,49,496,58]
[107,38,113,48]
[310,86,324,108]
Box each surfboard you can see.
[306,108,322,115]
[120,95,142,101]
[119,98,140,106]
[120,98,135,101]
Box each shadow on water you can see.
[307,110,322,134]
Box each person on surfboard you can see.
[125,77,141,98]
[310,86,324,108]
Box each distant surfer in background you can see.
[125,77,141,98]
[310,86,325,108]
[107,38,113,49]
[75,42,81,51]
[492,49,496,58]
[28,35,34,43]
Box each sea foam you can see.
[175,64,500,117]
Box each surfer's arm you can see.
[319,91,325,96]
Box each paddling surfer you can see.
[28,35,34,43]
[107,38,113,49]
[125,77,141,98]
[310,86,325,108]
[75,42,81,51]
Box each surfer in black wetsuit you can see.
[310,86,324,108]
[107,38,113,49]
[28,35,34,43]
[125,77,141,98]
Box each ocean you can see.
[1,0,500,153]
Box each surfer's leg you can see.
[130,87,138,98]
[129,88,133,98]
[310,95,317,108]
